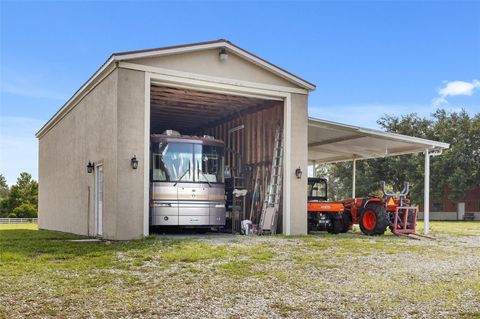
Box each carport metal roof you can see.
[308,117,449,163]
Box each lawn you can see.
[1,222,479,318]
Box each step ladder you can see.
[259,125,283,235]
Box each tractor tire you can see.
[359,204,389,236]
[340,213,352,233]
[327,218,342,234]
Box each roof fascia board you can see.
[308,117,450,150]
[357,127,450,149]
[114,41,316,91]
[112,42,223,61]
[309,148,434,164]
[223,43,316,91]
[36,58,116,138]
[119,61,308,95]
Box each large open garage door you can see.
[148,83,284,232]
[308,117,449,234]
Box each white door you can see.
[458,202,465,221]
[95,164,104,237]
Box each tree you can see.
[0,172,38,217]
[378,109,480,203]
[318,109,480,207]
[0,174,9,216]
[0,175,8,199]
[428,109,480,201]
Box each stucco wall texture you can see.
[38,48,311,240]
[38,69,146,240]
[284,93,309,235]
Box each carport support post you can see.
[352,159,356,198]
[424,149,430,235]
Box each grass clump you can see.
[161,241,228,263]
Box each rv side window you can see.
[152,154,165,181]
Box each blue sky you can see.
[1,1,479,184]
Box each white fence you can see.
[0,218,38,224]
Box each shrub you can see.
[12,203,37,218]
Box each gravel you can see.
[1,232,479,319]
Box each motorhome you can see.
[150,131,226,228]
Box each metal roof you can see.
[308,117,450,163]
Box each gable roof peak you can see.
[111,39,315,91]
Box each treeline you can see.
[317,109,480,206]
[0,173,38,218]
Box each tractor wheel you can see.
[359,204,389,236]
[340,213,352,233]
[327,218,342,234]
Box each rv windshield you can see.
[194,144,225,184]
[152,142,193,182]
[152,141,224,183]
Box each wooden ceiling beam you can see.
[150,86,265,103]
[150,97,260,110]
[150,91,259,103]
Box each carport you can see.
[308,117,450,234]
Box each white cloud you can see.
[433,79,480,106]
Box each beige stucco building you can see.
[37,40,316,240]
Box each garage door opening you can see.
[149,84,284,233]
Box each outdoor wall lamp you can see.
[86,161,95,174]
[131,155,139,169]
[295,167,303,179]
[219,48,228,61]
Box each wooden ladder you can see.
[259,125,283,235]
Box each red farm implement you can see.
[342,181,435,240]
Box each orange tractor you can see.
[308,178,421,237]
[307,177,348,234]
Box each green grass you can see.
[417,220,480,236]
[0,222,479,318]
[0,223,37,230]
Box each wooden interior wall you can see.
[204,102,284,223]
